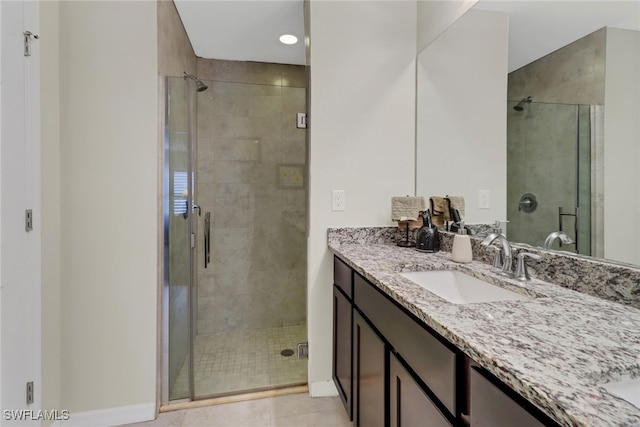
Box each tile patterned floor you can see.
[119,392,352,427]
[170,325,308,399]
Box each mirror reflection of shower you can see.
[513,96,532,111]
[506,100,594,257]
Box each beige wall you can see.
[52,0,158,418]
[307,0,417,395]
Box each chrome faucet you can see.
[481,233,514,277]
[543,231,573,249]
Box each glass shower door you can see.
[164,76,197,401]
[506,101,591,255]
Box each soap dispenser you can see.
[451,221,472,263]
[416,210,440,253]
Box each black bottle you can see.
[416,209,440,253]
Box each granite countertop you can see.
[329,240,640,427]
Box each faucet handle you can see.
[515,252,542,281]
[486,245,503,271]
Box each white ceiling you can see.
[174,1,640,71]
[473,0,640,72]
[174,0,306,65]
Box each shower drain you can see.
[280,349,295,357]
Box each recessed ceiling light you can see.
[279,34,298,45]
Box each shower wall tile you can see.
[281,140,306,164]
[195,61,307,334]
[507,27,605,105]
[507,103,580,248]
[211,116,252,139]
[210,160,253,184]
[248,117,283,140]
[215,271,251,296]
[282,67,307,88]
[258,140,283,163]
[157,0,196,78]
[211,139,260,162]
[196,59,306,88]
[248,95,283,118]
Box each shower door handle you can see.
[204,212,211,268]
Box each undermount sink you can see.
[399,270,531,304]
[601,379,640,409]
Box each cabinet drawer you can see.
[470,367,554,427]
[354,273,457,416]
[334,256,353,299]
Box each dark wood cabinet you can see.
[354,273,458,417]
[353,310,386,427]
[333,285,352,418]
[390,353,451,427]
[333,256,560,427]
[470,367,558,427]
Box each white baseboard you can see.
[309,380,338,397]
[61,403,155,427]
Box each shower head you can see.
[513,96,532,111]
[183,72,208,92]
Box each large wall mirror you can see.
[416,1,640,266]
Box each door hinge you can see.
[25,209,33,232]
[26,381,34,404]
[297,342,308,359]
[23,31,39,57]
[296,112,307,129]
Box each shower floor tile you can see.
[170,324,307,399]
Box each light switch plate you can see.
[479,190,490,209]
[332,190,345,211]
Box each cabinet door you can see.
[390,354,451,427]
[470,367,548,427]
[354,273,457,416]
[353,311,385,427]
[333,285,352,419]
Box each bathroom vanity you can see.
[329,228,640,427]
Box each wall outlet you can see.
[479,189,490,209]
[332,190,345,211]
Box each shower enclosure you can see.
[163,68,308,402]
[506,100,597,255]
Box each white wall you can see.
[1,0,42,416]
[417,0,478,53]
[416,9,508,225]
[603,28,640,264]
[52,1,158,422]
[40,0,61,420]
[307,0,417,395]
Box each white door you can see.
[0,0,42,423]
